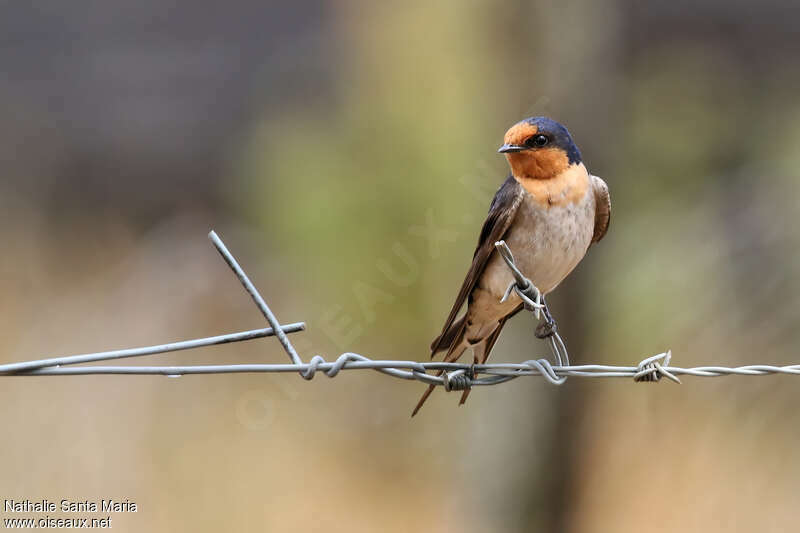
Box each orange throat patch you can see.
[505,146,571,180]
[511,162,590,208]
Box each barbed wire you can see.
[2,231,798,392]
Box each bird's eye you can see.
[526,134,549,148]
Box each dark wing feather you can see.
[591,175,611,244]
[430,175,525,355]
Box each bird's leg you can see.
[458,348,480,405]
[458,366,475,406]
[534,295,558,339]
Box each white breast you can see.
[480,184,596,301]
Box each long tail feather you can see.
[430,316,465,358]
[412,335,468,417]
[414,305,521,415]
[456,310,517,407]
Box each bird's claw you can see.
[534,297,558,339]
[535,319,557,339]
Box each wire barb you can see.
[442,369,472,392]
[633,351,681,384]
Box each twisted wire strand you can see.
[1,231,797,391]
[10,352,800,384]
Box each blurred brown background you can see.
[2,1,800,531]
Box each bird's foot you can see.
[457,364,476,405]
[535,319,557,339]
[462,363,477,383]
[534,297,558,339]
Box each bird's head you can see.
[498,117,582,180]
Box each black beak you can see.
[497,143,526,153]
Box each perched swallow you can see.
[412,117,611,416]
